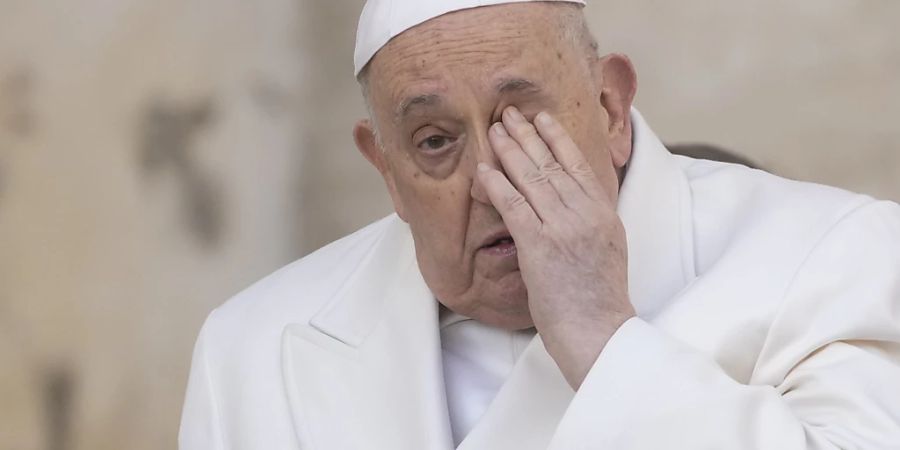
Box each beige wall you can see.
[1,0,307,448]
[586,2,900,203]
[0,1,897,448]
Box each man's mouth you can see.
[485,236,514,247]
[480,234,517,257]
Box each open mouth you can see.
[484,236,515,248]
[480,234,517,257]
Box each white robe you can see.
[179,110,900,449]
[439,308,535,445]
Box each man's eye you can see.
[418,135,454,152]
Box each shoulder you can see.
[675,156,886,270]
[665,156,899,376]
[197,214,404,353]
[180,214,408,446]
[678,155,872,225]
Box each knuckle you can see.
[504,192,528,210]
[538,158,564,175]
[521,169,550,186]
[569,160,595,177]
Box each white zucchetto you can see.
[354,0,586,76]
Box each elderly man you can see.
[179,1,900,448]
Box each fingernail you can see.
[505,107,525,123]
[535,111,552,126]
[491,122,508,137]
[477,162,491,172]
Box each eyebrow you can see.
[394,78,543,122]
[396,93,442,122]
[495,77,541,95]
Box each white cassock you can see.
[179,110,900,449]
[439,307,536,446]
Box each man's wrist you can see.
[540,309,635,390]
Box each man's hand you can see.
[476,106,636,389]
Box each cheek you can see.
[559,113,608,165]
[559,114,621,198]
[397,172,481,299]
[393,170,474,255]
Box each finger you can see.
[532,111,606,203]
[488,122,569,222]
[476,162,541,237]
[501,106,555,167]
[500,107,586,205]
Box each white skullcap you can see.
[354,0,586,76]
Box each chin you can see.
[466,272,534,330]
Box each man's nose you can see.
[469,124,502,205]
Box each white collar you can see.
[617,108,697,317]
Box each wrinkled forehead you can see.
[366,3,576,113]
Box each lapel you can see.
[281,218,454,450]
[617,108,697,318]
[457,335,574,450]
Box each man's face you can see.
[356,3,634,329]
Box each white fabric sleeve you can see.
[179,319,226,450]
[550,201,900,449]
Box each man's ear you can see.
[353,119,407,221]
[594,53,637,169]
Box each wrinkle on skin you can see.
[356,3,629,329]
[387,23,525,82]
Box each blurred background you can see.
[0,1,897,448]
